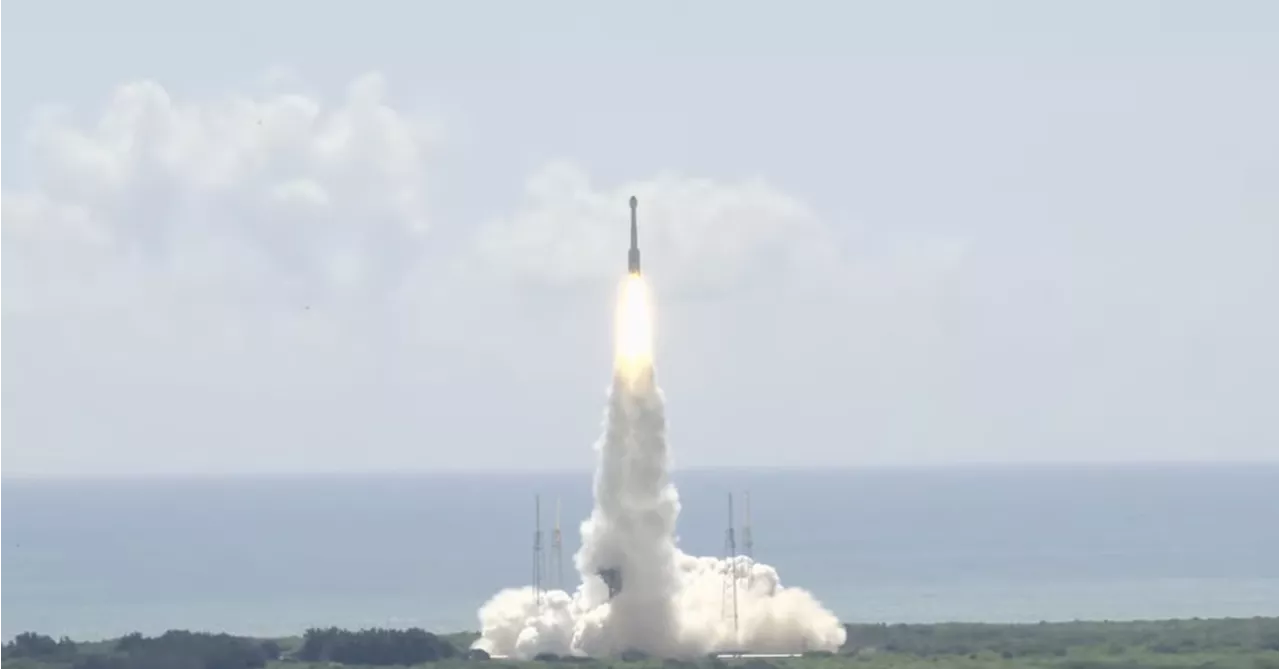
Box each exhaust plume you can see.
[472,275,846,658]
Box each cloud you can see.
[2,70,976,476]
[4,70,964,328]
[471,161,847,296]
[3,71,438,325]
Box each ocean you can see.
[2,464,1276,641]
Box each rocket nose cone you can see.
[629,196,637,209]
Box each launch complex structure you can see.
[530,495,566,609]
[528,492,757,632]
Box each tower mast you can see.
[551,497,564,591]
[722,492,739,634]
[533,494,544,609]
[742,490,755,587]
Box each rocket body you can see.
[627,196,641,275]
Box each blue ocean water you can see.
[2,465,1276,641]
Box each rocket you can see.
[627,195,641,275]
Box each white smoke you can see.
[472,367,847,658]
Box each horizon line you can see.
[2,460,1274,482]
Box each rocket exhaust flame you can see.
[614,274,654,382]
[470,199,846,659]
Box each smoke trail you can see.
[472,276,846,658]
[572,367,683,657]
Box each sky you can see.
[2,0,1276,476]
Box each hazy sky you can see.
[2,0,1276,476]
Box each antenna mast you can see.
[722,492,739,633]
[742,490,754,586]
[550,497,564,591]
[533,494,544,609]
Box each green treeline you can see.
[1,627,456,669]
[2,630,281,669]
[297,627,457,664]
[841,617,1280,657]
[2,618,1276,669]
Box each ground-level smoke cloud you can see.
[472,276,846,658]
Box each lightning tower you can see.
[722,492,739,633]
[532,495,545,609]
[550,497,565,591]
[742,491,754,586]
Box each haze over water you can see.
[2,463,1275,641]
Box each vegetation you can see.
[840,617,1279,658]
[2,630,280,669]
[1,617,1274,669]
[297,627,457,665]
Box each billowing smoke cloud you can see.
[472,277,846,658]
